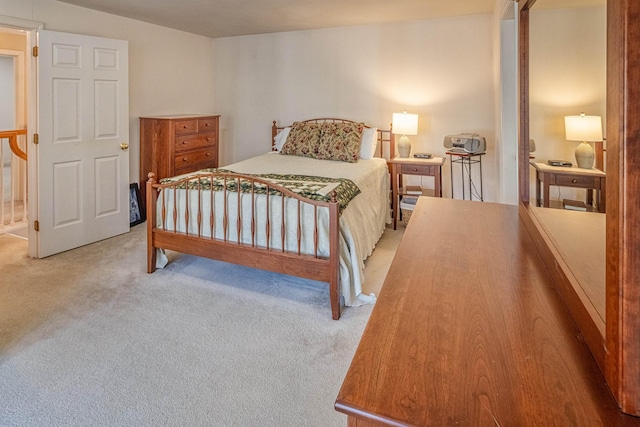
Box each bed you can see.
[145,118,394,319]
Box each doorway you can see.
[0,29,28,244]
[0,19,130,259]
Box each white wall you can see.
[529,7,606,165]
[0,0,216,184]
[0,56,14,130]
[213,15,497,201]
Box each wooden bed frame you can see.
[146,118,394,320]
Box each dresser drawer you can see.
[400,163,434,175]
[198,118,218,132]
[175,148,217,169]
[554,174,600,188]
[174,120,198,135]
[174,132,217,153]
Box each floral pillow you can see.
[316,122,364,163]
[279,121,322,158]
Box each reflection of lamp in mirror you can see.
[392,111,419,158]
[564,113,603,169]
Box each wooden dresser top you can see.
[139,114,219,120]
[335,197,640,426]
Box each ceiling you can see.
[56,0,496,39]
[56,0,606,39]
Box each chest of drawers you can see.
[140,114,220,200]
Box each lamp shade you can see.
[392,112,418,136]
[564,114,603,142]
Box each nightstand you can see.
[390,156,446,229]
[530,161,606,213]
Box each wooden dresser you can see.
[335,197,640,426]
[139,114,220,199]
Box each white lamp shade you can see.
[564,114,603,142]
[392,112,419,136]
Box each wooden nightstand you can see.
[390,156,446,229]
[530,161,606,213]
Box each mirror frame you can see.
[518,0,640,415]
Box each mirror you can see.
[527,0,607,333]
[522,0,640,414]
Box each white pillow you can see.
[273,127,291,152]
[359,127,378,159]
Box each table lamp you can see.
[564,113,603,169]
[392,111,418,158]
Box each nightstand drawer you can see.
[554,174,600,188]
[174,120,198,135]
[174,132,217,153]
[400,163,434,175]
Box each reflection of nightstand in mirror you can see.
[390,156,446,229]
[530,161,606,213]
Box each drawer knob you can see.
[572,179,577,183]
[182,158,187,162]
[206,152,211,156]
[182,141,187,144]
[412,168,418,171]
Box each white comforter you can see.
[156,152,390,306]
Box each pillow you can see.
[360,127,378,159]
[273,127,291,152]
[280,122,322,158]
[316,122,364,163]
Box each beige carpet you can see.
[0,224,403,426]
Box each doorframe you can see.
[0,16,42,257]
[498,0,519,205]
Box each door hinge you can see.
[34,220,39,232]
[34,133,39,144]
[32,46,38,57]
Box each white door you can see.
[36,30,129,257]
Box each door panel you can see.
[37,29,129,257]
[53,161,81,227]
[95,156,119,217]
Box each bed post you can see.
[328,193,341,320]
[146,173,158,273]
[389,122,396,160]
[272,121,278,151]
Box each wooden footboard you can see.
[146,171,342,320]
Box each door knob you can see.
[120,143,129,150]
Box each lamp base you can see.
[398,135,411,158]
[575,141,594,169]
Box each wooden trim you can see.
[518,0,537,12]
[518,7,530,204]
[595,140,605,171]
[605,0,640,414]
[146,173,158,273]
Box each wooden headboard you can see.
[271,118,395,160]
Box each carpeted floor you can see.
[0,224,402,427]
